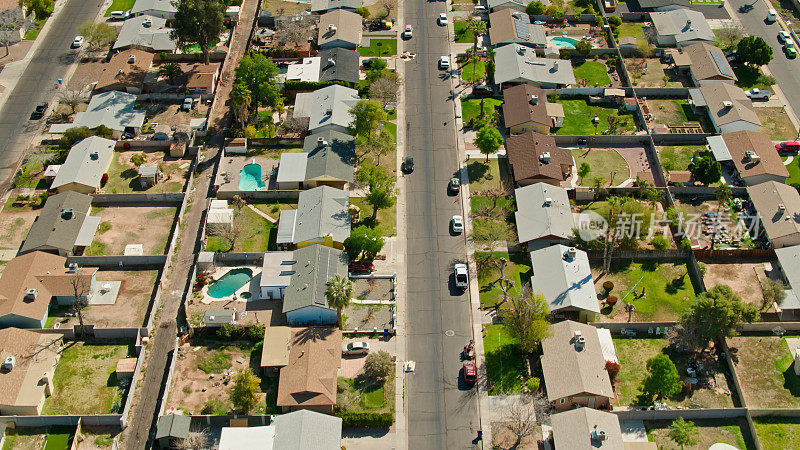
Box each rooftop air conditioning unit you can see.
[517,46,526,55]
[328,58,336,66]
[592,429,607,441]
[317,136,325,144]
[544,197,553,206]
[1,356,15,371]
[573,330,582,339]
[329,24,337,32]
[567,247,577,259]
[553,61,559,70]
[68,263,78,273]
[576,335,586,347]
[779,203,786,211]
[128,54,135,64]
[61,208,74,220]
[325,108,333,116]
[746,150,760,161]
[143,18,152,27]
[722,101,733,108]
[530,95,539,105]
[539,152,551,163]
[90,151,99,160]
[25,288,37,300]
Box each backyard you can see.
[461,97,503,129]
[626,58,688,88]
[617,22,647,46]
[754,416,800,449]
[556,100,637,135]
[646,419,752,450]
[647,99,704,127]
[1,426,77,450]
[483,324,528,395]
[206,204,277,252]
[42,341,133,415]
[728,335,800,409]
[571,148,630,187]
[350,196,396,237]
[104,151,190,194]
[87,206,177,256]
[475,252,531,308]
[757,107,797,141]
[658,145,703,171]
[572,60,611,86]
[786,156,800,186]
[0,202,41,252]
[358,38,398,57]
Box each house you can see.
[48,91,146,138]
[20,192,100,257]
[514,183,574,247]
[317,10,362,50]
[530,245,600,322]
[311,0,361,13]
[283,245,348,326]
[0,252,97,329]
[130,0,177,18]
[747,181,800,249]
[292,85,360,134]
[155,414,191,449]
[217,410,342,449]
[219,426,273,450]
[488,9,547,48]
[773,246,800,320]
[650,9,716,48]
[277,327,342,413]
[113,15,177,52]
[505,132,572,186]
[494,44,576,88]
[680,43,736,86]
[0,328,62,415]
[487,0,529,12]
[138,164,160,188]
[276,131,356,190]
[541,321,613,410]
[502,84,564,134]
[50,136,115,194]
[286,49,360,85]
[185,64,220,95]
[95,49,154,94]
[260,252,296,299]
[276,186,351,249]
[712,131,788,185]
[635,0,691,10]
[690,82,760,134]
[551,408,626,449]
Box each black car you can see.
[448,177,461,194]
[403,156,414,173]
[30,102,48,120]
[472,85,493,97]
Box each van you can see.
[767,8,778,22]
[109,10,129,20]
[474,5,487,13]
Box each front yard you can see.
[337,367,395,414]
[556,100,637,135]
[757,107,797,141]
[475,252,531,308]
[573,60,612,86]
[646,419,752,450]
[483,324,528,395]
[0,200,41,252]
[733,64,776,91]
[460,60,486,83]
[454,20,474,43]
[571,148,630,187]
[350,196,396,237]
[461,97,503,129]
[466,157,513,193]
[358,38,398,57]
[728,335,800,409]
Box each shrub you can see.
[679,238,692,251]
[58,126,92,149]
[651,234,669,250]
[364,350,393,381]
[201,399,229,415]
[130,153,146,166]
[245,324,265,341]
[525,377,540,392]
[607,15,621,28]
[217,323,244,339]
[605,360,620,382]
[602,281,614,292]
[100,173,109,186]
[335,411,393,428]
[354,6,370,18]
[606,295,618,305]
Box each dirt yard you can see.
[728,335,800,409]
[90,206,177,255]
[353,278,393,301]
[0,206,39,252]
[141,102,210,129]
[625,58,690,88]
[68,60,105,91]
[700,260,773,308]
[491,421,541,450]
[187,298,286,327]
[74,426,120,450]
[104,150,191,194]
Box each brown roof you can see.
[277,327,342,409]
[261,326,293,368]
[502,84,550,129]
[723,130,789,180]
[0,328,61,410]
[0,252,96,323]
[667,170,693,183]
[96,50,154,92]
[116,358,137,374]
[318,10,362,46]
[187,72,215,89]
[505,131,573,184]
[747,181,800,242]
[684,42,736,82]
[700,82,760,127]
[541,321,613,402]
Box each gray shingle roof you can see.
[494,44,576,86]
[514,183,574,243]
[303,130,355,183]
[130,0,177,15]
[530,244,599,314]
[293,85,360,133]
[317,48,360,84]
[155,414,191,440]
[51,136,115,191]
[311,0,361,12]
[317,10,362,47]
[113,15,176,51]
[272,409,343,449]
[50,91,146,133]
[282,244,348,313]
[276,153,308,184]
[293,186,351,244]
[20,192,96,255]
[651,9,716,44]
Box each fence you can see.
[66,255,167,268]
[633,87,691,98]
[586,249,688,260]
[212,252,266,265]
[216,189,302,201]
[669,186,747,196]
[154,52,227,63]
[114,141,171,151]
[90,193,184,205]
[137,92,215,102]
[0,415,123,427]
[694,248,776,260]
[120,341,147,428]
[651,133,709,145]
[247,137,304,147]
[591,321,676,334]
[552,134,651,146]
[157,338,180,417]
[530,14,599,23]
[189,415,273,427]
[612,407,747,421]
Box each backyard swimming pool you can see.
[239,164,265,191]
[550,36,578,49]
[207,268,254,298]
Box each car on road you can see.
[438,13,448,26]
[767,8,778,22]
[786,42,797,58]
[29,102,47,120]
[779,30,792,43]
[71,36,84,48]
[109,10,130,20]
[181,97,194,111]
[451,215,464,234]
[403,25,413,38]
[776,141,800,152]
[403,156,414,173]
[462,360,477,384]
[342,341,370,355]
[744,88,772,99]
[349,260,375,273]
[448,176,461,194]
[439,56,450,69]
[454,263,468,288]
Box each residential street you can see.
[403,1,480,448]
[0,0,105,192]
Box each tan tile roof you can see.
[502,84,550,129]
[505,131,573,184]
[261,326,293,368]
[277,327,342,408]
[541,321,613,402]
[0,328,61,410]
[747,181,800,242]
[722,130,789,180]
[700,82,760,127]
[318,10,362,47]
[684,42,736,82]
[96,49,154,92]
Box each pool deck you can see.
[200,265,264,305]
[214,155,279,193]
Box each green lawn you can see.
[461,97,503,128]
[24,19,46,40]
[253,200,297,221]
[1,426,77,450]
[754,417,800,449]
[358,39,398,57]
[350,196,397,237]
[556,100,636,135]
[467,158,512,192]
[733,64,776,91]
[785,156,800,185]
[471,194,514,218]
[460,60,486,83]
[617,22,647,46]
[205,205,276,252]
[337,369,395,413]
[573,61,612,86]
[104,154,187,194]
[475,252,531,308]
[454,20,474,43]
[571,148,630,187]
[483,324,528,395]
[43,429,74,450]
[647,419,750,450]
[104,0,135,15]
[658,145,704,171]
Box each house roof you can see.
[683,43,736,82]
[0,328,61,410]
[96,49,154,92]
[277,327,342,408]
[286,57,322,82]
[0,252,96,324]
[277,209,298,244]
[113,15,176,52]
[494,44,576,86]
[49,91,146,133]
[130,0,177,15]
[487,0,527,9]
[272,409,343,450]
[698,82,760,127]
[502,84,550,129]
[541,321,613,401]
[155,414,191,440]
[651,9,716,44]
[260,251,297,289]
[292,85,360,132]
[51,136,115,191]
[489,9,547,46]
[282,244,348,314]
[203,309,234,325]
[747,181,800,243]
[505,131,572,184]
[277,153,309,184]
[317,10,362,46]
[261,325,293,367]
[292,186,351,244]
[20,192,99,255]
[311,0,361,12]
[637,0,691,9]
[722,131,789,180]
[530,244,599,314]
[303,130,356,183]
[774,246,800,310]
[317,48,360,84]
[219,426,274,450]
[551,408,625,450]
[514,183,574,243]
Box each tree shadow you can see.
[466,160,490,182]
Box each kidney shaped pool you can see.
[207,268,254,299]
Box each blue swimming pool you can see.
[239,163,265,191]
[550,36,579,49]
[207,268,254,298]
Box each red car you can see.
[776,141,800,153]
[348,260,375,273]
[462,361,477,385]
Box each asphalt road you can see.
[403,1,480,448]
[0,0,105,191]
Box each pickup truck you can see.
[744,88,771,100]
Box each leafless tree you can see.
[207,222,240,251]
[58,89,89,114]
[176,429,211,450]
[231,194,245,213]
[716,24,744,50]
[378,0,396,17]
[70,269,90,338]
[502,396,539,448]
[273,16,314,49]
[482,187,506,211]
[0,10,24,58]
[368,76,400,108]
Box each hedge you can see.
[282,80,353,92]
[334,411,393,428]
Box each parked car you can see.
[779,30,792,43]
[109,10,130,20]
[473,5,487,13]
[462,360,477,384]
[767,8,778,22]
[472,85,493,96]
[342,341,370,355]
[438,13,448,26]
[454,263,468,288]
[439,55,450,70]
[403,156,414,173]
[348,260,375,273]
[403,25,413,38]
[448,176,461,194]
[71,36,84,48]
[786,41,797,58]
[776,141,800,152]
[451,215,464,234]
[29,102,48,120]
[744,88,772,99]
[181,97,194,111]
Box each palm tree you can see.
[466,17,487,53]
[711,183,732,250]
[466,49,482,85]
[230,83,252,130]
[158,63,183,84]
[325,275,353,329]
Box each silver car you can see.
[342,341,370,355]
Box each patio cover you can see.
[706,135,732,162]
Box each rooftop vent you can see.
[143,18,152,27]
[25,288,37,300]
[779,203,786,212]
[563,247,577,260]
[543,197,553,206]
[325,108,333,116]
[592,428,607,442]
[746,150,760,161]
[61,208,74,220]
[68,263,78,273]
[530,95,539,105]
[553,61,559,71]
[517,46,526,55]
[328,58,336,66]
[722,101,733,108]
[328,24,337,32]
[539,152,551,163]
[1,356,15,371]
[90,151,99,160]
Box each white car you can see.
[404,25,413,38]
[745,88,772,99]
[454,263,468,288]
[342,341,370,355]
[767,8,778,22]
[779,30,792,43]
[451,215,464,234]
[438,13,448,26]
[71,36,84,48]
[439,55,450,69]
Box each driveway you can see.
[341,336,396,378]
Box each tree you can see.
[354,6,370,18]
[171,0,225,64]
[77,22,117,51]
[636,40,653,58]
[344,225,385,260]
[575,39,592,58]
[58,126,92,149]
[465,48,482,85]
[642,353,681,400]
[502,397,539,448]
[736,35,773,67]
[369,76,400,109]
[500,288,552,353]
[675,284,759,350]
[58,89,88,114]
[357,162,396,221]
[70,268,90,337]
[349,99,387,142]
[474,125,502,162]
[230,83,252,129]
[471,219,511,264]
[325,274,353,329]
[466,17,487,53]
[607,15,622,28]
[760,278,786,311]
[545,3,563,18]
[0,10,24,57]
[689,155,721,185]
[668,417,699,450]
[230,368,260,413]
[364,350,393,380]
[606,115,620,134]
[716,23,744,51]
[21,0,53,21]
[711,183,732,250]
[234,52,280,107]
[378,0,396,17]
[363,127,394,166]
[158,63,183,84]
[602,196,629,275]
[130,153,146,166]
[526,1,546,15]
[177,430,211,450]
